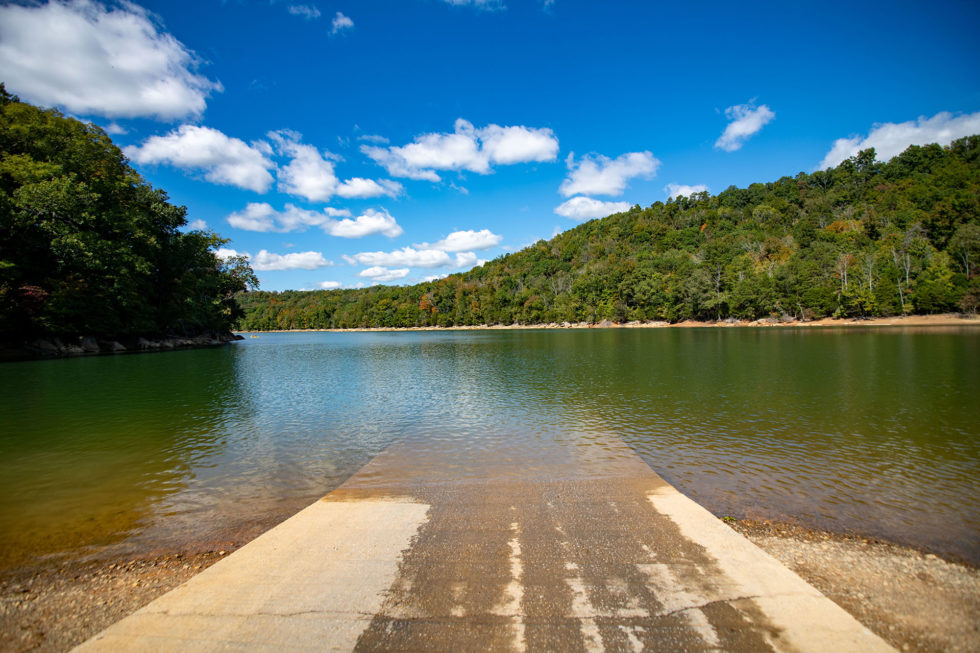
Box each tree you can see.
[0,88,256,342]
[948,223,980,277]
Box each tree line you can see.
[0,87,257,345]
[237,136,980,330]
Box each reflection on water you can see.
[0,327,977,569]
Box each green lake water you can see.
[1,327,978,569]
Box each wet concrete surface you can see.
[75,435,894,652]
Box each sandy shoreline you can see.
[1,517,976,653]
[239,312,980,334]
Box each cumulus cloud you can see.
[345,247,454,268]
[323,208,403,238]
[715,102,774,152]
[554,196,631,221]
[331,11,354,34]
[423,273,450,282]
[479,124,559,165]
[186,219,207,230]
[559,151,658,197]
[103,122,127,135]
[819,111,980,170]
[665,183,709,200]
[420,229,502,252]
[251,250,332,271]
[358,266,410,282]
[215,247,240,261]
[0,0,220,121]
[271,133,338,201]
[318,280,342,289]
[336,177,404,198]
[454,251,478,268]
[213,246,330,270]
[362,118,558,181]
[271,131,401,201]
[227,203,319,232]
[288,4,321,20]
[125,125,274,192]
[227,203,401,238]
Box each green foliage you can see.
[0,87,256,341]
[237,137,980,330]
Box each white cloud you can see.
[103,122,127,135]
[665,183,709,200]
[331,11,354,34]
[272,134,338,201]
[336,177,403,198]
[819,110,980,170]
[423,273,450,282]
[362,118,558,181]
[478,123,559,165]
[288,4,321,20]
[227,203,278,231]
[215,247,239,260]
[227,203,319,232]
[422,229,502,252]
[227,203,401,238]
[454,251,478,268]
[0,0,220,121]
[559,151,658,197]
[554,196,631,221]
[358,266,410,282]
[715,102,774,152]
[125,125,274,192]
[251,250,332,271]
[345,247,454,268]
[318,280,342,289]
[357,133,389,144]
[271,131,401,201]
[187,218,207,230]
[323,208,403,238]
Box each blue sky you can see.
[1,0,979,291]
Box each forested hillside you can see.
[238,136,980,330]
[0,88,257,346]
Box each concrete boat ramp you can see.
[75,435,894,652]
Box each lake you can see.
[1,327,978,570]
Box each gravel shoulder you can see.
[0,548,239,652]
[728,519,980,653]
[1,520,977,652]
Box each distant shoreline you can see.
[237,312,979,334]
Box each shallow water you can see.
[0,327,977,568]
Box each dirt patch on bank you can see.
[728,519,980,653]
[0,547,241,652]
